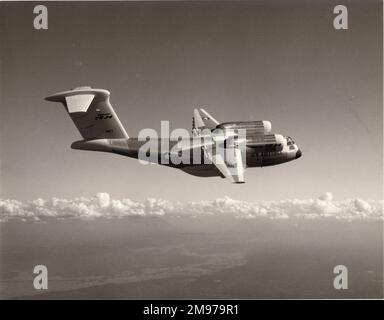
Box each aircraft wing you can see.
[193,108,219,130]
[189,109,245,183]
[203,140,246,184]
[173,135,246,183]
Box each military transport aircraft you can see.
[45,87,301,183]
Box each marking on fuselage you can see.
[95,113,113,120]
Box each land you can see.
[0,216,382,299]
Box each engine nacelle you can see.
[262,121,272,133]
[247,133,284,152]
[216,120,272,134]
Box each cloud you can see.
[318,192,333,202]
[0,192,382,222]
[97,192,111,208]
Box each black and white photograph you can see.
[0,0,382,308]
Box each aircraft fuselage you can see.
[72,134,302,178]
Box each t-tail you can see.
[45,86,128,152]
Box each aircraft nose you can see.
[295,149,302,159]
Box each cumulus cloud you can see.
[318,192,333,202]
[97,192,110,208]
[0,192,382,222]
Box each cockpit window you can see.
[286,136,295,145]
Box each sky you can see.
[0,0,382,201]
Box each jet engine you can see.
[216,120,272,134]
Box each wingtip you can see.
[44,94,62,102]
[44,95,54,102]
